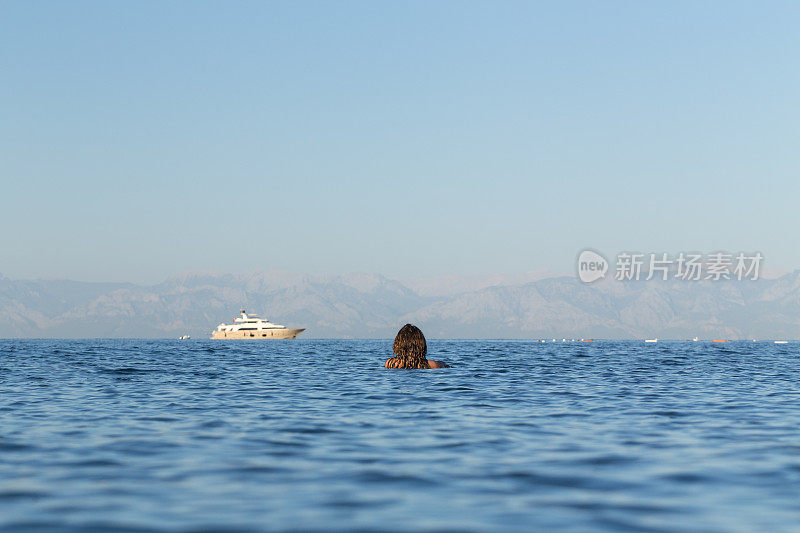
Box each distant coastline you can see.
[1,269,799,340]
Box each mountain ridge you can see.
[1,270,799,339]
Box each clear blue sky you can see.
[2,1,798,283]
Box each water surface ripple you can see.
[1,339,799,531]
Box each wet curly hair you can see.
[392,324,429,369]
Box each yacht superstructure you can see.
[211,310,305,339]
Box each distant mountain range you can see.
[1,270,799,339]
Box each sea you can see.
[1,339,799,532]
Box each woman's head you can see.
[393,324,427,362]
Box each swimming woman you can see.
[385,324,449,369]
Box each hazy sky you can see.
[2,1,799,283]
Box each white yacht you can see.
[211,310,305,339]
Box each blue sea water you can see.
[1,339,799,532]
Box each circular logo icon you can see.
[577,249,608,283]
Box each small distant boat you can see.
[774,340,788,344]
[645,338,658,343]
[692,337,699,342]
[178,335,190,340]
[712,339,726,343]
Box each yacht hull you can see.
[211,328,305,340]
